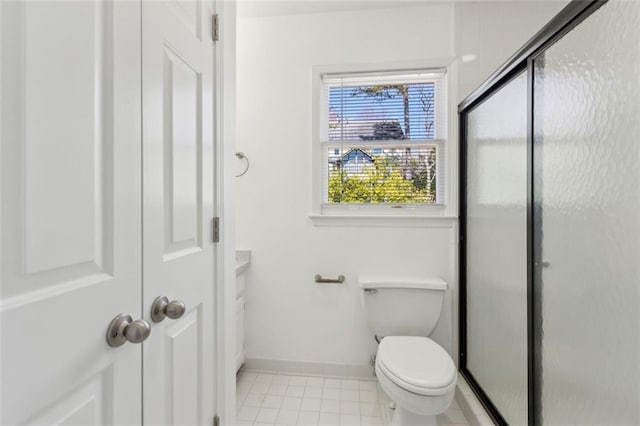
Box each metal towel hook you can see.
[236,152,250,177]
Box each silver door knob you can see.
[150,296,186,323]
[106,314,151,347]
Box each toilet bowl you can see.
[358,275,457,426]
[375,336,456,426]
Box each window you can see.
[317,69,447,215]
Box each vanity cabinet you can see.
[235,251,250,372]
[235,296,245,371]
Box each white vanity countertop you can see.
[235,250,251,276]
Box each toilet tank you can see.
[358,275,447,338]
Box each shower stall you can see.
[459,1,639,424]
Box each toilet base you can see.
[391,405,437,426]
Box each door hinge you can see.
[212,14,219,42]
[212,217,220,243]
[213,415,220,426]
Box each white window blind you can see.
[319,69,447,206]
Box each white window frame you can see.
[310,60,459,226]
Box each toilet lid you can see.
[377,336,456,396]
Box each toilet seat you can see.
[377,336,456,396]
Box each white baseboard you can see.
[240,357,375,380]
[456,373,495,426]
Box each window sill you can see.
[308,214,458,228]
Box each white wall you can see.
[236,0,568,373]
[455,1,570,103]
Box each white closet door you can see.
[0,1,143,425]
[142,0,216,425]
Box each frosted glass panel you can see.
[466,71,528,426]
[534,0,640,424]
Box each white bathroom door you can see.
[141,0,216,425]
[0,1,143,425]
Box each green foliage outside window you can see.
[328,154,436,204]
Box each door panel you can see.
[3,0,116,294]
[1,1,142,425]
[22,1,111,276]
[26,371,111,426]
[465,71,529,426]
[165,309,203,424]
[142,0,215,425]
[534,0,640,423]
[163,46,202,258]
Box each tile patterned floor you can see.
[235,371,469,426]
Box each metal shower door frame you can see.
[457,1,609,424]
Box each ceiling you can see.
[237,0,563,19]
[237,0,444,19]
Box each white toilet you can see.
[359,275,457,426]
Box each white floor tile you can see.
[272,375,291,386]
[359,403,380,418]
[361,416,383,426]
[319,412,340,426]
[289,376,308,387]
[263,395,284,409]
[340,401,360,416]
[301,398,322,411]
[239,378,255,387]
[255,374,276,384]
[297,410,320,426]
[341,390,359,402]
[306,377,324,388]
[237,393,249,411]
[320,399,340,414]
[339,414,360,426]
[238,382,253,394]
[251,383,271,395]
[244,394,266,407]
[286,386,306,398]
[238,372,258,382]
[304,387,323,398]
[268,384,288,396]
[237,372,470,426]
[277,409,300,425]
[282,397,303,411]
[237,405,260,422]
[359,391,377,403]
[322,388,341,400]
[323,379,341,389]
[256,407,279,423]
[340,380,359,390]
[358,382,377,392]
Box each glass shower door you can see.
[533,0,640,423]
[465,71,529,425]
